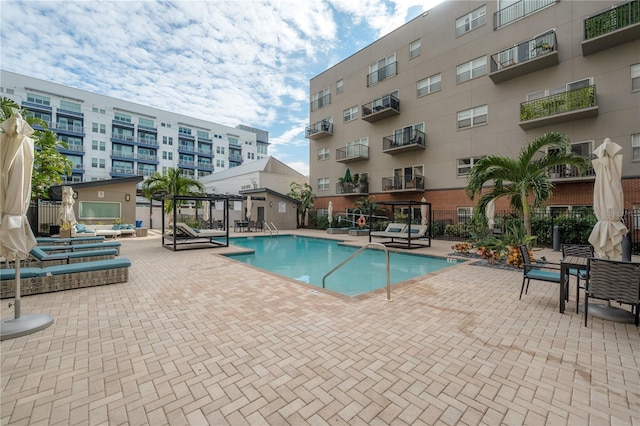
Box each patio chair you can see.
[175,222,227,239]
[584,258,640,326]
[518,245,562,300]
[28,246,118,267]
[370,223,406,238]
[561,244,594,313]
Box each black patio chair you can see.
[561,244,594,313]
[584,258,640,326]
[518,245,562,300]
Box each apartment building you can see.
[307,0,640,218]
[1,70,269,184]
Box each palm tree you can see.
[465,132,588,238]
[142,168,205,216]
[288,182,314,227]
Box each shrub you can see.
[444,223,472,239]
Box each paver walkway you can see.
[1,231,639,425]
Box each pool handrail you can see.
[263,222,279,237]
[322,242,391,301]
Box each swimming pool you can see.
[224,235,460,296]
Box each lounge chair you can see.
[28,247,118,267]
[372,223,430,249]
[36,236,106,246]
[37,241,122,255]
[1,258,132,299]
[518,245,562,301]
[174,222,227,239]
[370,223,407,238]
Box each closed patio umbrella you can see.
[420,197,428,226]
[203,200,210,222]
[246,195,252,220]
[0,113,54,340]
[327,201,333,226]
[588,138,627,259]
[58,186,77,229]
[485,199,495,230]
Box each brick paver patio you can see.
[1,230,639,425]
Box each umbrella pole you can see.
[14,260,21,319]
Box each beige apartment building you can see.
[307,0,640,219]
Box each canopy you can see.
[588,138,628,259]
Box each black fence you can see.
[27,201,62,236]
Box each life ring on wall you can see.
[357,215,366,228]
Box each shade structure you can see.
[58,186,77,228]
[0,113,54,340]
[588,138,628,259]
[246,195,252,220]
[327,201,333,226]
[420,197,428,226]
[485,199,495,229]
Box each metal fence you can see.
[27,201,62,236]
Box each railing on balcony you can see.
[178,143,197,153]
[305,120,333,139]
[336,181,369,195]
[112,133,135,143]
[197,162,214,170]
[336,143,369,162]
[62,175,83,183]
[54,123,84,133]
[61,144,84,153]
[229,154,243,163]
[585,0,640,39]
[111,150,135,159]
[367,62,397,86]
[310,94,331,112]
[111,167,135,175]
[361,94,400,122]
[178,160,195,168]
[494,0,557,29]
[549,163,596,179]
[520,85,597,125]
[137,153,158,162]
[381,175,424,192]
[137,169,156,178]
[198,148,213,156]
[137,136,158,147]
[489,30,558,81]
[382,129,426,152]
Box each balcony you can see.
[136,153,158,164]
[178,132,195,141]
[494,0,557,29]
[582,0,640,56]
[336,181,369,195]
[59,144,84,154]
[111,150,135,160]
[178,143,198,154]
[310,94,331,112]
[61,175,83,184]
[229,154,243,164]
[548,163,596,181]
[54,123,85,136]
[336,143,369,163]
[382,129,426,154]
[519,85,598,130]
[198,148,213,157]
[197,162,214,171]
[137,169,157,178]
[361,94,400,123]
[367,62,397,87]
[489,30,559,84]
[57,108,83,119]
[305,120,333,140]
[112,119,134,129]
[111,133,135,145]
[22,101,52,113]
[381,175,424,192]
[136,136,158,148]
[138,124,157,133]
[178,160,196,169]
[110,167,136,177]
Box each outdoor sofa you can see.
[77,223,136,238]
[0,257,132,299]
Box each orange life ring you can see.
[357,215,366,228]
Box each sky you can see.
[0,0,446,176]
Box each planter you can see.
[59,228,72,238]
[349,229,369,236]
[326,228,350,234]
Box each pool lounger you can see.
[0,258,132,299]
[36,236,106,246]
[37,241,121,255]
[372,224,431,249]
[26,247,118,267]
[370,223,407,238]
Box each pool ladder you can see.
[264,222,279,236]
[322,242,392,301]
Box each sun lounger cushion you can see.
[41,258,132,276]
[30,247,118,262]
[0,268,42,281]
[37,236,106,245]
[38,241,121,253]
[371,223,407,238]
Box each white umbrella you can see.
[203,200,210,222]
[588,138,628,259]
[0,113,54,340]
[327,201,333,227]
[58,186,77,228]
[420,197,428,226]
[485,199,495,229]
[304,208,309,227]
[246,195,252,220]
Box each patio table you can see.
[560,256,588,313]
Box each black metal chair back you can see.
[585,258,640,326]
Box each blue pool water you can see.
[224,235,460,296]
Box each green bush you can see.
[444,223,472,239]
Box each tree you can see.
[465,132,588,239]
[287,182,314,227]
[141,168,205,215]
[1,97,71,199]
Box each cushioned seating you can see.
[174,222,227,238]
[370,223,406,238]
[1,258,132,299]
[37,236,106,245]
[28,247,118,266]
[37,241,121,255]
[518,245,562,301]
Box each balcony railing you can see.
[229,154,243,163]
[382,129,426,152]
[549,163,596,180]
[112,133,135,143]
[305,120,333,139]
[111,150,135,159]
[336,143,369,163]
[494,0,557,29]
[381,175,424,192]
[137,169,156,178]
[178,160,195,168]
[519,85,598,129]
[197,162,214,171]
[111,167,135,175]
[362,94,400,122]
[137,153,158,162]
[178,143,197,153]
[61,144,84,153]
[489,30,559,83]
[54,123,84,133]
[137,136,158,147]
[198,149,213,156]
[310,94,331,112]
[582,0,640,55]
[367,62,397,86]
[62,175,83,183]
[336,182,369,195]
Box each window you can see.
[99,159,105,169]
[457,156,485,176]
[343,106,358,122]
[179,126,192,136]
[27,93,50,106]
[393,123,424,145]
[99,124,105,134]
[216,146,225,154]
[114,112,131,123]
[457,207,473,224]
[91,140,105,151]
[409,39,421,59]
[197,130,209,139]
[336,79,343,94]
[311,88,330,111]
[163,136,173,145]
[457,105,488,129]
[91,158,98,168]
[456,5,486,36]
[632,134,640,161]
[368,53,396,86]
[162,151,173,160]
[139,117,154,128]
[216,159,225,168]
[60,100,81,112]
[317,178,329,191]
[92,122,99,133]
[317,147,329,161]
[417,73,441,96]
[632,64,640,91]
[457,56,487,83]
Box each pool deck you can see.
[1,229,639,425]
